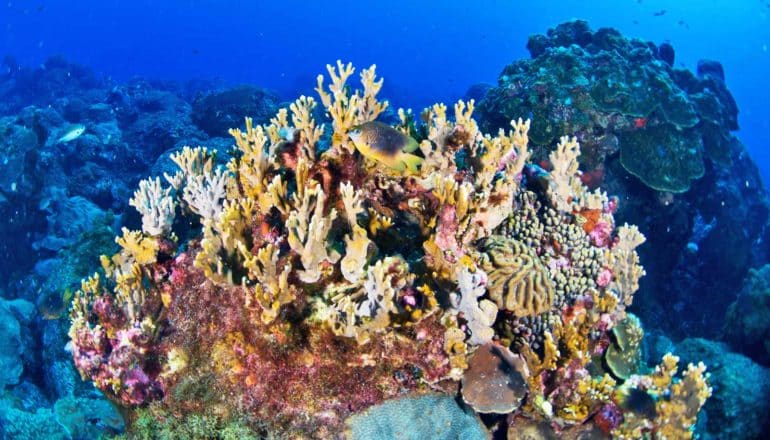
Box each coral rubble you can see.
[69,62,710,438]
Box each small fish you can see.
[57,124,86,143]
[348,121,423,174]
[653,9,667,16]
[39,287,74,320]
[620,387,657,420]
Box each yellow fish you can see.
[348,121,423,174]
[39,287,74,320]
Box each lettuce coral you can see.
[69,61,710,438]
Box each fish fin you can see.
[399,153,424,174]
[402,137,419,153]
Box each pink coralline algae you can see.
[589,220,614,247]
[597,267,613,287]
[70,322,163,406]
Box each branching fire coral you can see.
[69,61,710,438]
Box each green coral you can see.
[619,123,704,192]
[119,404,263,440]
[604,313,645,380]
[0,405,67,440]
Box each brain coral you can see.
[479,235,555,316]
[69,61,709,439]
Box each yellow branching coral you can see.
[114,227,159,266]
[323,256,413,344]
[561,374,617,422]
[656,361,712,439]
[367,208,393,236]
[443,325,469,377]
[520,330,560,391]
[289,95,324,159]
[614,354,712,439]
[340,182,372,283]
[315,60,388,151]
[477,118,530,189]
[243,243,295,324]
[228,117,279,209]
[69,274,103,337]
[606,224,646,307]
[547,135,609,212]
[286,183,340,283]
[547,135,582,212]
[453,99,479,140]
[422,175,477,281]
[164,146,216,190]
[96,228,161,322]
[193,198,256,285]
[130,177,177,237]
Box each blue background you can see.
[2,0,769,184]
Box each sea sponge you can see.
[461,343,528,413]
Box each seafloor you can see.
[1,21,769,439]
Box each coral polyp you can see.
[69,61,710,438]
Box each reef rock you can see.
[0,298,34,387]
[192,85,280,137]
[723,264,770,365]
[676,338,770,439]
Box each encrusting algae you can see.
[68,61,711,438]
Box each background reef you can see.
[0,21,768,439]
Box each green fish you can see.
[349,121,423,174]
[57,124,86,143]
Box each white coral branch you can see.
[129,177,177,237]
[182,167,228,221]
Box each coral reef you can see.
[478,20,735,193]
[68,62,711,438]
[476,19,770,341]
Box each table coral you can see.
[69,61,710,438]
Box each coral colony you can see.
[69,61,711,438]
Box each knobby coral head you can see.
[68,60,710,438]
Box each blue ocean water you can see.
[1,0,770,438]
[3,0,768,179]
